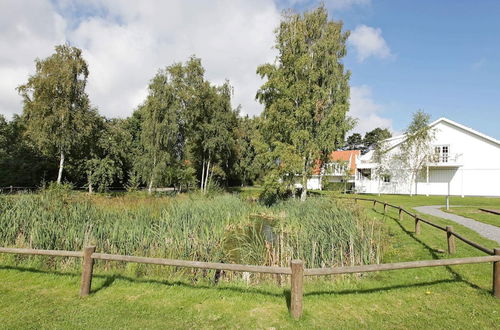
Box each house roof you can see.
[383,117,500,151]
[329,150,361,162]
[329,150,360,174]
[312,150,361,175]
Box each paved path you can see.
[414,205,500,245]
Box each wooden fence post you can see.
[414,217,421,235]
[290,260,304,319]
[446,226,456,254]
[354,198,358,204]
[383,203,387,215]
[494,248,500,298]
[398,208,402,221]
[373,200,376,209]
[80,246,96,297]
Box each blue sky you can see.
[1,0,498,139]
[279,0,500,138]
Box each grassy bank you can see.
[443,206,500,227]
[0,194,499,328]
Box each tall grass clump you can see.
[0,191,384,280]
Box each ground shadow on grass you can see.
[305,278,459,297]
[371,207,487,293]
[0,264,284,298]
[0,202,492,306]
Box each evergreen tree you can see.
[363,127,392,152]
[345,133,363,150]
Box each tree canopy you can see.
[17,44,96,184]
[397,110,435,195]
[256,6,352,200]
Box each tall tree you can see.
[85,119,133,193]
[363,127,392,152]
[0,115,56,187]
[233,116,268,186]
[188,81,239,193]
[17,44,95,184]
[345,133,363,150]
[138,67,187,193]
[397,110,435,195]
[256,6,352,200]
[173,57,239,193]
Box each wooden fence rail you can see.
[0,196,498,319]
[351,197,495,255]
[1,245,500,319]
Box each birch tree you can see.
[397,110,435,195]
[256,6,352,201]
[138,68,186,193]
[17,45,93,184]
[188,81,238,193]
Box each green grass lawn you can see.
[442,206,500,227]
[1,194,500,328]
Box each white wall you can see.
[355,120,500,196]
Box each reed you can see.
[0,191,384,280]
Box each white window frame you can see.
[434,144,450,163]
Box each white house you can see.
[355,117,500,197]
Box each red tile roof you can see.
[312,150,361,175]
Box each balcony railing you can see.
[427,153,463,166]
[322,163,349,176]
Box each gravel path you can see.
[414,205,500,245]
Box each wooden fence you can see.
[349,196,495,255]
[0,197,499,319]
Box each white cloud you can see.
[349,85,393,134]
[0,0,281,119]
[0,0,66,118]
[349,24,391,62]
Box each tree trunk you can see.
[208,163,214,192]
[300,171,308,201]
[300,156,309,201]
[148,176,154,194]
[88,176,93,194]
[204,158,211,194]
[201,159,206,191]
[409,171,415,196]
[57,150,65,184]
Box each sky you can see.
[0,0,499,139]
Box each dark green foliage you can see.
[84,119,133,192]
[133,57,239,193]
[345,132,363,150]
[232,116,268,186]
[0,115,56,187]
[362,127,392,152]
[256,6,352,200]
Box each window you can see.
[381,174,391,183]
[434,145,450,163]
[358,169,371,180]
